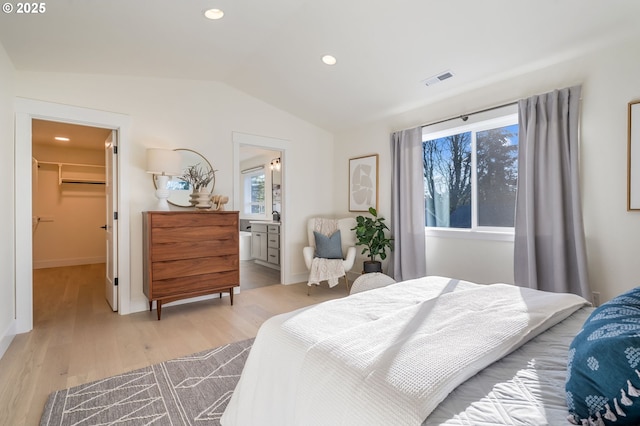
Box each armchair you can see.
[303,217,357,293]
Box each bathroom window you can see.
[243,168,266,215]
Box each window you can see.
[243,168,266,215]
[423,110,518,233]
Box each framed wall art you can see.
[628,100,640,210]
[349,154,378,212]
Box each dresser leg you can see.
[229,288,234,306]
[149,301,153,312]
[157,301,162,320]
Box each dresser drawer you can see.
[151,240,237,262]
[152,255,238,281]
[151,270,239,299]
[151,225,237,244]
[151,212,238,228]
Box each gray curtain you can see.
[389,127,426,281]
[514,85,590,298]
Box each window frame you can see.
[242,168,266,218]
[422,106,518,241]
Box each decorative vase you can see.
[195,188,211,209]
[189,189,199,206]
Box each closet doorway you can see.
[14,98,131,334]
[31,120,118,319]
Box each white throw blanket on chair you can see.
[307,218,345,288]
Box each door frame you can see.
[104,131,118,311]
[15,98,131,333]
[233,132,289,284]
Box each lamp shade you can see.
[146,149,182,176]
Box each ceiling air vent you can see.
[421,70,455,87]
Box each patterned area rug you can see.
[40,338,254,426]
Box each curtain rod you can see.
[421,100,519,129]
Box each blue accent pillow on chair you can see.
[313,230,343,259]
[565,287,640,425]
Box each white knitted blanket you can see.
[307,258,345,287]
[221,276,588,426]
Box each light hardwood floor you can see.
[0,263,347,426]
[240,260,281,290]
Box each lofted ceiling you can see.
[2,1,640,132]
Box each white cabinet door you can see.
[251,231,268,261]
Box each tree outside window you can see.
[423,116,518,231]
[243,170,265,215]
[424,132,472,228]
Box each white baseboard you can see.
[286,271,309,285]
[0,320,16,361]
[33,256,106,269]
[129,296,151,315]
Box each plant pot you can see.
[363,261,382,274]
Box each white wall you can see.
[32,145,106,268]
[0,42,16,357]
[335,35,640,302]
[14,72,334,311]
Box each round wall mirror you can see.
[153,148,215,207]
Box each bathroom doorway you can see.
[238,145,283,290]
[233,131,290,290]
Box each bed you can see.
[220,276,593,425]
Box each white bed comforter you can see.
[220,276,587,426]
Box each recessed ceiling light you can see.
[322,55,337,65]
[204,8,224,20]
[54,136,70,142]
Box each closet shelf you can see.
[37,160,106,185]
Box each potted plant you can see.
[179,164,216,208]
[179,164,215,191]
[352,207,394,273]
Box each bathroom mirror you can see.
[153,148,215,207]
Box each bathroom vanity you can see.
[250,221,280,270]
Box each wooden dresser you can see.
[142,210,239,320]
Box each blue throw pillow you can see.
[313,230,343,259]
[566,287,640,425]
